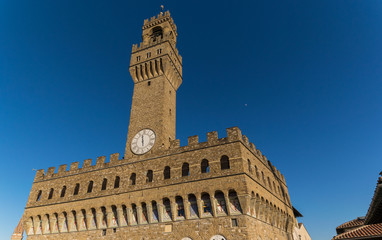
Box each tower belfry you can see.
[125,10,183,158]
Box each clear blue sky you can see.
[1,1,381,239]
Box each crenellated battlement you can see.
[34,127,285,184]
[143,11,177,35]
[34,153,121,182]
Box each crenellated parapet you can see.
[34,153,121,182]
[143,11,177,36]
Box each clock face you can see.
[131,129,156,155]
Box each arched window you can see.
[273,182,276,193]
[87,181,94,193]
[122,205,128,225]
[151,26,163,40]
[176,196,185,218]
[201,159,209,173]
[141,203,148,223]
[255,166,259,178]
[131,204,138,224]
[36,190,42,201]
[188,194,199,218]
[111,205,118,226]
[228,190,242,214]
[72,210,78,229]
[130,173,136,185]
[152,201,159,222]
[48,188,54,199]
[73,183,80,195]
[101,207,107,227]
[163,198,172,221]
[215,191,227,215]
[220,155,230,170]
[114,176,120,188]
[261,171,265,184]
[81,209,87,229]
[146,170,153,183]
[248,159,252,173]
[60,186,66,197]
[267,177,272,190]
[201,193,212,215]
[164,166,171,179]
[101,178,107,190]
[91,208,97,227]
[182,163,189,177]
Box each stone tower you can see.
[125,11,182,158]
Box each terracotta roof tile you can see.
[334,223,382,239]
[336,218,365,230]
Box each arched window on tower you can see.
[48,188,54,199]
[60,186,66,197]
[130,173,136,185]
[114,176,120,188]
[101,178,107,190]
[201,159,209,173]
[164,166,171,179]
[87,181,94,193]
[146,170,153,183]
[182,163,189,177]
[151,26,163,41]
[220,155,230,170]
[248,159,252,173]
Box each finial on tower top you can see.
[161,5,164,13]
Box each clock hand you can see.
[141,135,144,146]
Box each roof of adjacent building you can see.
[336,217,365,230]
[334,223,382,240]
[365,179,382,224]
[293,206,303,218]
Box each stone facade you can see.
[17,10,297,240]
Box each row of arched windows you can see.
[26,190,242,236]
[246,159,290,205]
[27,188,294,236]
[36,156,231,202]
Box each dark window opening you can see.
[114,176,120,188]
[87,181,94,193]
[36,190,42,202]
[148,81,151,86]
[130,173,136,185]
[201,159,210,173]
[220,155,230,170]
[232,218,238,227]
[151,26,163,40]
[48,188,54,199]
[182,162,190,177]
[146,170,153,183]
[101,178,107,190]
[73,183,80,195]
[60,186,66,198]
[164,166,171,179]
[102,229,106,236]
